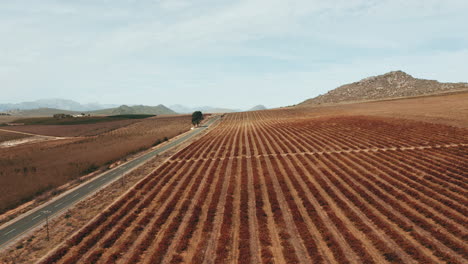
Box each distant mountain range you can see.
[1,98,267,116]
[5,105,176,117]
[0,99,177,116]
[169,104,268,113]
[248,105,267,111]
[301,71,468,105]
[90,105,176,115]
[169,105,241,114]
[0,98,117,112]
[5,108,79,117]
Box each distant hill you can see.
[0,98,117,111]
[6,108,80,117]
[248,105,267,111]
[6,104,176,117]
[90,104,176,115]
[300,71,468,105]
[169,104,240,114]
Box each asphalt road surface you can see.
[0,116,219,249]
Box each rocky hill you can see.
[301,71,468,105]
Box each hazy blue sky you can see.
[1,0,467,108]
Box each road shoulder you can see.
[0,116,220,264]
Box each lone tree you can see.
[192,111,204,127]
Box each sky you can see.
[1,0,467,109]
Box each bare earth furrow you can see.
[40,112,468,264]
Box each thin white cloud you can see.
[0,0,467,107]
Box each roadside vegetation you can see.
[191,111,204,126]
[0,115,191,215]
[39,109,467,264]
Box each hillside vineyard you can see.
[41,109,468,264]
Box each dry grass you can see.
[0,115,191,214]
[0,149,180,264]
[36,107,467,264]
[0,116,19,124]
[0,117,214,264]
[2,93,467,264]
[1,119,140,137]
[296,91,468,128]
[0,130,31,143]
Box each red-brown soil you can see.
[297,91,468,128]
[0,119,140,137]
[0,115,191,214]
[0,130,31,143]
[39,105,468,264]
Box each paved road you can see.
[0,116,219,249]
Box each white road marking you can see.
[3,229,16,236]
[88,184,94,189]
[32,215,41,220]
[0,122,219,246]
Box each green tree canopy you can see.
[192,111,204,126]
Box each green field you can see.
[12,114,155,125]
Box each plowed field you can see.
[0,130,31,143]
[41,110,468,264]
[0,115,191,214]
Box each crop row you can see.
[41,111,467,264]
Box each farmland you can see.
[1,115,157,137]
[10,114,155,126]
[318,91,468,128]
[0,130,31,143]
[2,119,142,137]
[40,109,467,264]
[0,115,192,214]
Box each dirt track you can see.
[37,107,468,264]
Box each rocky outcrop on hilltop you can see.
[301,71,468,105]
